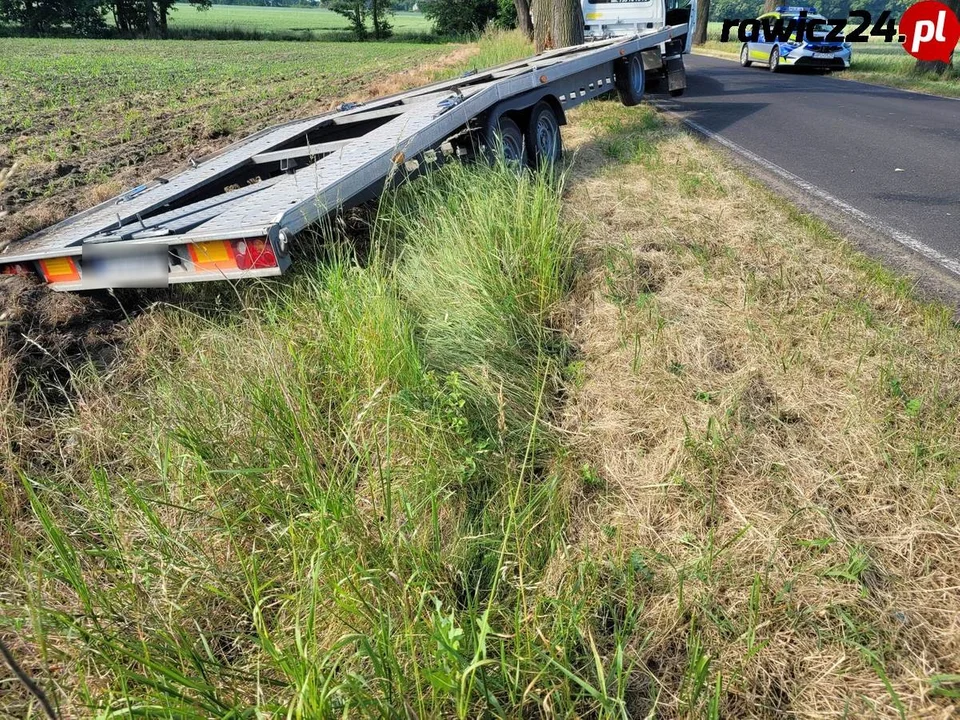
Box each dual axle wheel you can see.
[482,50,679,166]
[484,99,564,169]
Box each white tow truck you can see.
[0,0,696,291]
[583,0,694,96]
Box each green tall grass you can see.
[1,164,644,717]
[468,28,537,68]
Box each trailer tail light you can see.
[187,241,236,272]
[39,256,81,284]
[232,238,277,270]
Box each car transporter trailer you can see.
[0,28,687,292]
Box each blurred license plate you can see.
[813,53,833,58]
[82,241,169,289]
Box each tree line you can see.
[0,0,209,35]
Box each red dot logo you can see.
[900,0,960,62]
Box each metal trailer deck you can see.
[0,28,684,291]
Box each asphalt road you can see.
[654,54,960,284]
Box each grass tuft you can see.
[0,162,638,718]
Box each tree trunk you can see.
[146,0,158,37]
[532,0,549,50]
[763,0,777,12]
[514,0,533,41]
[531,0,583,52]
[916,0,959,74]
[693,0,710,44]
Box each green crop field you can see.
[164,4,433,39]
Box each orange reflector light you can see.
[39,256,80,284]
[188,241,237,272]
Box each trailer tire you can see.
[526,101,563,168]
[484,114,526,165]
[615,53,645,107]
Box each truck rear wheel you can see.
[526,101,563,168]
[615,53,645,107]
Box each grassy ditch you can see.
[3,32,960,716]
[0,162,663,718]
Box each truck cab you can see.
[582,0,694,95]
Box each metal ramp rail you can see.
[0,28,684,291]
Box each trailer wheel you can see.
[615,53,645,107]
[526,101,563,168]
[485,115,526,165]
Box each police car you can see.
[740,6,852,72]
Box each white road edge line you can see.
[653,102,960,279]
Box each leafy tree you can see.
[371,0,392,38]
[694,0,710,43]
[330,0,368,38]
[495,0,516,28]
[512,0,533,39]
[110,0,210,37]
[329,0,392,39]
[0,0,107,35]
[421,0,498,35]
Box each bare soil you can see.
[0,275,130,403]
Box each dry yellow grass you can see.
[553,98,960,717]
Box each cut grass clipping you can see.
[1,161,653,718]
[559,98,960,718]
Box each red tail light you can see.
[232,238,277,270]
[1,263,34,276]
